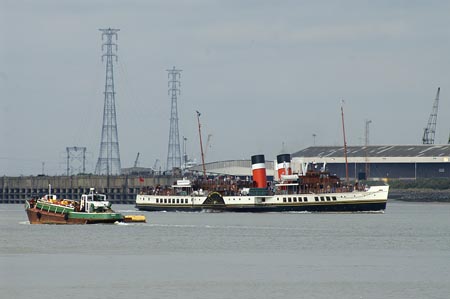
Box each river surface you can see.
[1,201,449,299]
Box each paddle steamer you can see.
[135,154,389,213]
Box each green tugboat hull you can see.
[26,199,124,224]
[26,206,124,224]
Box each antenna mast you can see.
[182,136,188,170]
[341,101,349,184]
[166,66,182,171]
[364,120,372,179]
[422,87,440,144]
[196,111,207,179]
[95,28,121,175]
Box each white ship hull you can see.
[135,185,389,213]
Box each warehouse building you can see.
[291,145,450,180]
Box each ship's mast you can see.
[196,111,207,179]
[341,101,349,184]
[364,119,372,179]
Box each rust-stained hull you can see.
[26,207,121,225]
[26,207,69,224]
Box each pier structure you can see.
[0,175,176,204]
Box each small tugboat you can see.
[25,186,145,224]
[135,154,389,213]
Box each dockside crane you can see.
[422,87,441,144]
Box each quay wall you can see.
[0,175,178,204]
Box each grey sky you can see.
[1,0,450,175]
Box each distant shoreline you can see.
[389,189,450,202]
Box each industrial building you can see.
[291,145,450,180]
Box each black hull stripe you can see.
[135,202,386,213]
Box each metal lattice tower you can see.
[95,28,121,175]
[66,147,87,175]
[166,66,182,170]
[422,87,440,145]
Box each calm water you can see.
[1,201,450,299]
